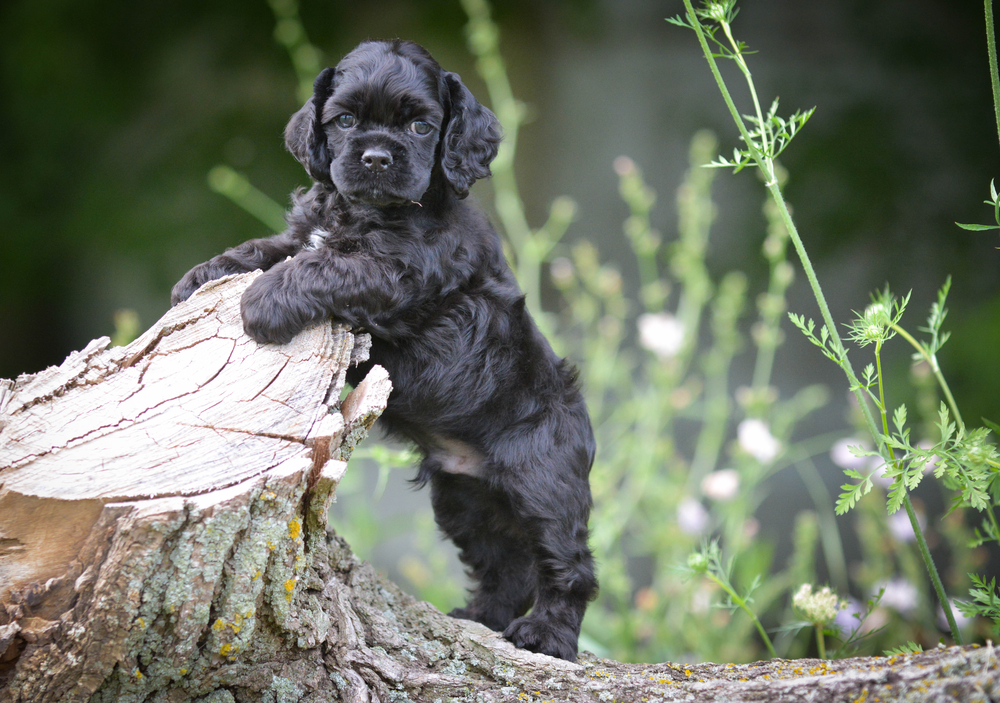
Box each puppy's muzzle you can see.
[362,148,393,173]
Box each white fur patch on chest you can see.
[306,228,330,250]
[429,436,486,479]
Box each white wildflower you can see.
[887,508,925,543]
[869,455,893,488]
[550,257,575,287]
[875,578,919,615]
[738,418,781,463]
[833,597,864,635]
[792,584,841,624]
[638,312,685,359]
[701,469,740,502]
[677,498,708,535]
[830,438,869,471]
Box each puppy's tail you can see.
[410,458,438,489]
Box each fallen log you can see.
[1,272,996,702]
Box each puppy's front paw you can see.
[171,264,216,306]
[503,615,578,662]
[240,274,305,345]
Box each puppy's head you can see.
[285,40,501,204]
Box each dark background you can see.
[1,0,996,442]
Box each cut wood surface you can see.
[1,271,997,702]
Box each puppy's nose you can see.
[361,148,393,173]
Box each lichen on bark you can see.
[2,272,998,703]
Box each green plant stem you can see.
[815,626,827,660]
[888,321,1000,557]
[458,1,527,256]
[718,22,773,182]
[986,0,1000,154]
[877,331,965,646]
[704,572,777,659]
[889,323,965,433]
[459,0,573,335]
[681,0,963,644]
[688,273,746,488]
[207,165,288,233]
[903,493,960,635]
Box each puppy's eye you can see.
[336,114,356,129]
[409,120,432,135]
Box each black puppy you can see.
[171,40,598,661]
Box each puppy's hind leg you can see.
[430,471,536,633]
[495,428,599,661]
[501,510,596,661]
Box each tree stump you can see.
[1,272,997,702]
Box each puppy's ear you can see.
[440,72,502,198]
[285,67,337,185]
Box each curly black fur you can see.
[171,39,598,661]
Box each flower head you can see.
[793,584,841,625]
[677,497,708,535]
[638,312,685,359]
[738,418,781,463]
[875,578,919,615]
[701,469,740,502]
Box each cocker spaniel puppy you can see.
[171,40,598,661]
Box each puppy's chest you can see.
[301,220,438,264]
[305,227,331,250]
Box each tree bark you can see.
[1,272,997,703]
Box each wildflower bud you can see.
[613,156,637,176]
[774,261,794,287]
[863,301,889,326]
[549,195,577,223]
[688,552,710,575]
[862,324,882,342]
[597,267,622,296]
[703,2,729,24]
[549,257,575,288]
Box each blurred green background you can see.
[2,0,999,660]
[1,0,995,402]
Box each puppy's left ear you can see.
[285,67,337,185]
[440,72,502,198]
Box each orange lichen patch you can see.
[288,518,302,540]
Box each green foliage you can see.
[209,0,1000,664]
[705,99,815,176]
[957,574,1000,633]
[884,641,923,656]
[110,309,141,347]
[674,0,1000,652]
[956,179,1000,233]
[684,540,777,659]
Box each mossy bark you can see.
[1,273,997,702]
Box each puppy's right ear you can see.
[284,67,336,185]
